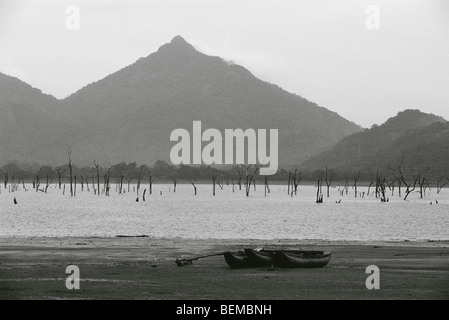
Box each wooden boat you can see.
[223,251,256,269]
[272,250,332,268]
[244,248,274,267]
[223,248,332,269]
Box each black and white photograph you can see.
[0,0,448,304]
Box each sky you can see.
[0,0,448,128]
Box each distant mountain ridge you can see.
[0,73,77,165]
[301,109,448,172]
[1,35,362,167]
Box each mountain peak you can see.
[171,35,188,44]
[381,109,446,132]
[156,35,196,55]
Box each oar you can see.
[175,252,225,267]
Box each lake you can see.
[0,183,448,241]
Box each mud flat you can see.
[0,237,448,300]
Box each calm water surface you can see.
[0,183,448,241]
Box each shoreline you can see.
[1,237,448,299]
[1,236,448,248]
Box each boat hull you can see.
[272,251,332,268]
[244,249,274,267]
[223,251,259,269]
[223,249,332,269]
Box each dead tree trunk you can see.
[353,170,361,198]
[290,169,302,196]
[367,174,374,196]
[149,171,153,195]
[137,166,143,196]
[3,172,8,189]
[316,173,323,203]
[73,175,77,196]
[92,174,96,194]
[324,166,333,198]
[344,173,349,195]
[237,168,243,191]
[387,178,395,196]
[243,165,257,197]
[190,180,197,195]
[399,166,418,201]
[94,160,101,196]
[212,176,217,196]
[68,149,73,196]
[437,178,449,194]
[35,173,40,192]
[127,177,135,193]
[104,168,111,196]
[396,176,402,198]
[417,174,426,199]
[45,174,53,193]
[264,176,270,197]
[56,168,65,189]
[376,174,387,202]
[119,173,125,194]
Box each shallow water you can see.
[0,183,448,241]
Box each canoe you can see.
[223,249,332,269]
[244,248,274,267]
[272,250,332,268]
[223,251,259,269]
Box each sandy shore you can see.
[0,237,448,300]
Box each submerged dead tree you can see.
[324,166,333,198]
[104,168,111,196]
[316,173,323,203]
[148,171,153,195]
[94,160,101,196]
[3,172,8,189]
[376,174,388,202]
[137,166,143,196]
[264,176,270,197]
[190,180,197,195]
[387,177,395,197]
[396,175,403,198]
[68,149,73,196]
[344,173,350,195]
[34,173,40,192]
[367,174,374,196]
[237,167,243,191]
[212,175,217,196]
[290,169,302,196]
[127,177,135,193]
[118,168,126,194]
[45,174,53,193]
[437,178,449,194]
[56,168,66,189]
[417,173,427,199]
[243,165,257,197]
[353,170,361,198]
[399,166,418,201]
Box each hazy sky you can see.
[0,0,448,127]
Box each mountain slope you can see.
[300,109,447,171]
[58,36,362,167]
[0,73,74,165]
